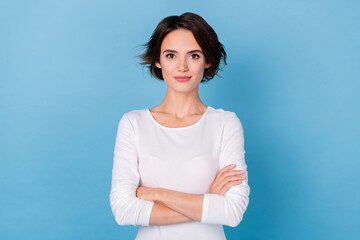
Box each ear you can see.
[205,62,212,69]
[155,61,161,69]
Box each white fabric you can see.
[110,106,250,240]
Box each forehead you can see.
[161,29,201,51]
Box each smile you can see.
[174,76,192,82]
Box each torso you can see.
[123,106,237,240]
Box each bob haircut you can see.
[136,12,227,83]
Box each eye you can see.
[165,53,175,59]
[191,54,200,59]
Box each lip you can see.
[174,76,192,82]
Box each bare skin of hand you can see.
[209,164,246,195]
[136,185,159,201]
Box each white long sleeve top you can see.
[109,106,250,240]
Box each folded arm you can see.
[111,112,249,227]
[154,188,204,222]
[149,202,193,225]
[110,114,155,226]
[200,113,250,227]
[147,113,250,227]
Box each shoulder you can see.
[117,108,148,131]
[119,108,147,122]
[209,107,244,137]
[210,108,244,142]
[209,106,241,125]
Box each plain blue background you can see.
[1,0,359,239]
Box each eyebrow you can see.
[162,49,203,54]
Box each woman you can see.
[110,12,250,240]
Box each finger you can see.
[217,170,244,184]
[218,164,237,176]
[218,174,245,189]
[212,167,244,189]
[220,180,243,194]
[222,170,244,178]
[220,164,236,172]
[226,175,246,182]
[213,165,235,185]
[224,175,246,185]
[219,181,240,195]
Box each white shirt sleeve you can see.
[109,113,155,226]
[200,112,250,227]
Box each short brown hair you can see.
[136,12,227,83]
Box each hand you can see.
[136,185,157,202]
[209,164,246,196]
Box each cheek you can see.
[191,63,206,75]
[160,62,175,74]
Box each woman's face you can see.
[155,28,211,93]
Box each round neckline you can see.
[146,106,212,130]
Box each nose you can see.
[178,56,189,72]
